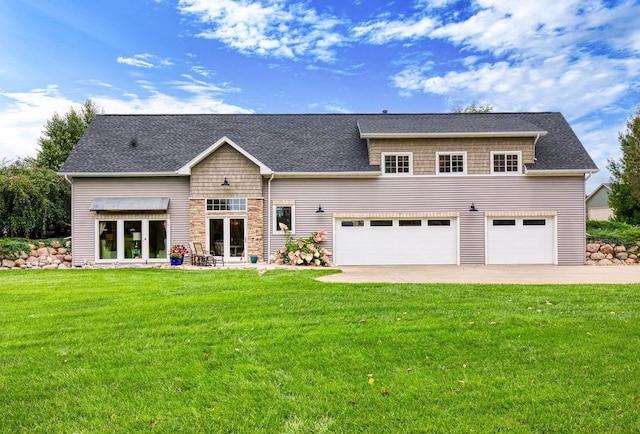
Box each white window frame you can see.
[381,152,413,176]
[491,151,522,175]
[436,152,467,175]
[206,198,247,211]
[95,218,170,262]
[273,205,295,234]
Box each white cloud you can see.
[309,102,352,113]
[170,74,240,94]
[416,0,456,8]
[92,91,252,115]
[0,80,252,162]
[0,85,77,162]
[177,0,347,62]
[427,0,640,64]
[117,53,174,68]
[190,65,215,78]
[352,16,436,44]
[393,54,639,120]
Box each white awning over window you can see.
[90,197,170,212]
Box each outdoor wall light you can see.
[316,204,324,213]
[221,177,230,186]
[469,203,478,212]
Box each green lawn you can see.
[1,269,639,433]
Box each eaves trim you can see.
[359,131,547,139]
[525,168,599,176]
[59,171,186,177]
[177,136,273,175]
[267,171,380,178]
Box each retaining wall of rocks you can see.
[2,240,639,268]
[585,242,639,265]
[0,241,72,270]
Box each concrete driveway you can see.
[317,265,640,284]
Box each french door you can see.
[208,217,246,262]
[97,219,168,261]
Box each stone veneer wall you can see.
[190,199,206,245]
[189,198,264,261]
[247,199,264,260]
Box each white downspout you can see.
[267,173,275,263]
[533,133,541,162]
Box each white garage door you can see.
[486,217,555,264]
[334,218,458,265]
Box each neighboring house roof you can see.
[59,112,598,175]
[586,183,612,203]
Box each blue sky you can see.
[1,0,639,190]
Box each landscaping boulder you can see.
[600,244,614,255]
[614,245,627,253]
[597,258,613,265]
[591,252,606,261]
[616,252,629,261]
[586,243,600,253]
[2,259,16,268]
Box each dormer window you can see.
[437,152,467,175]
[382,152,412,175]
[491,151,521,174]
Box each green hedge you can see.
[586,220,640,246]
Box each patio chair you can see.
[188,242,201,266]
[192,242,215,266]
[211,241,225,267]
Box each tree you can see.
[0,159,69,238]
[0,99,100,238]
[454,103,494,113]
[608,108,640,224]
[35,99,99,172]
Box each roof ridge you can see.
[93,111,561,117]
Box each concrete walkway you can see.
[317,265,640,284]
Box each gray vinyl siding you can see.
[264,175,586,265]
[459,211,485,264]
[70,177,190,266]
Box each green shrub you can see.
[0,238,32,260]
[586,220,640,246]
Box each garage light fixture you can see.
[221,177,230,186]
[316,204,324,213]
[469,203,478,212]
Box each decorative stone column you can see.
[246,198,264,260]
[190,199,205,245]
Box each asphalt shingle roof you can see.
[59,112,598,174]
[357,113,546,135]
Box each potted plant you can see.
[169,244,188,266]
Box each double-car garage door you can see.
[334,217,458,265]
[334,214,556,265]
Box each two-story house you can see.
[59,112,598,266]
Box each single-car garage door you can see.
[334,217,458,265]
[486,216,555,264]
